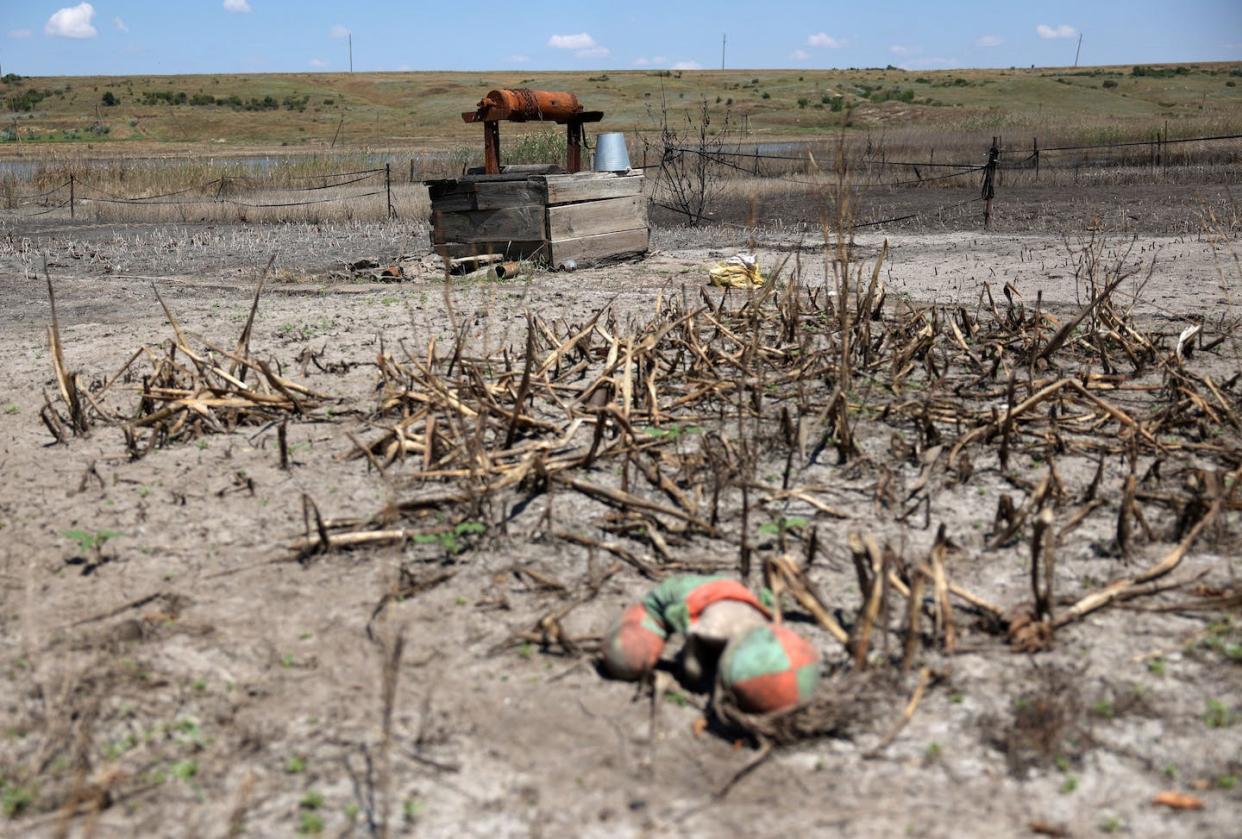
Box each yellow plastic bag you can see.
[708,253,764,288]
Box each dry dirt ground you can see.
[1,212,1240,839]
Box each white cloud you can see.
[8,29,33,39]
[547,33,608,59]
[790,49,810,61]
[223,0,252,13]
[510,53,530,63]
[889,44,914,56]
[1036,24,1077,39]
[330,24,350,38]
[634,57,651,66]
[548,32,596,50]
[113,16,128,33]
[808,32,844,49]
[45,3,97,39]
[672,60,701,70]
[309,58,327,68]
[976,34,1003,48]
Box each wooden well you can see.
[427,169,648,269]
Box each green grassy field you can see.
[3,62,1241,157]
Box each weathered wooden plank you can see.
[431,205,545,244]
[434,241,547,261]
[545,174,644,205]
[430,193,476,213]
[462,166,564,179]
[473,181,548,210]
[430,179,549,211]
[546,196,645,240]
[548,227,649,268]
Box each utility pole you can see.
[348,33,353,73]
[721,34,726,71]
[1073,33,1082,68]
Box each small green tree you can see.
[101,91,119,106]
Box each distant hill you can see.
[2,63,1240,155]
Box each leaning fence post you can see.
[385,163,393,219]
[982,137,998,230]
[997,134,1004,188]
[69,173,75,219]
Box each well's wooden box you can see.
[427,170,648,268]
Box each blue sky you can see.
[1,1,1239,76]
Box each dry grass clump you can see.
[41,263,333,457]
[294,227,1240,673]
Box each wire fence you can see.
[653,128,1241,229]
[3,165,397,221]
[3,128,1239,228]
[666,128,1241,182]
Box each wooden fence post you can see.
[997,134,1004,188]
[69,172,74,219]
[409,158,415,183]
[385,163,393,219]
[982,137,998,230]
[1033,137,1040,182]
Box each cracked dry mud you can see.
[1,214,1240,838]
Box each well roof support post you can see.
[566,121,584,173]
[484,121,502,175]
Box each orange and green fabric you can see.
[603,603,668,680]
[603,575,772,680]
[642,574,771,635]
[720,624,820,713]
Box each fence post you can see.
[409,158,415,184]
[385,163,393,219]
[997,134,1004,188]
[982,137,998,230]
[69,173,74,219]
[1033,137,1040,182]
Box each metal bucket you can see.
[593,133,631,172]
